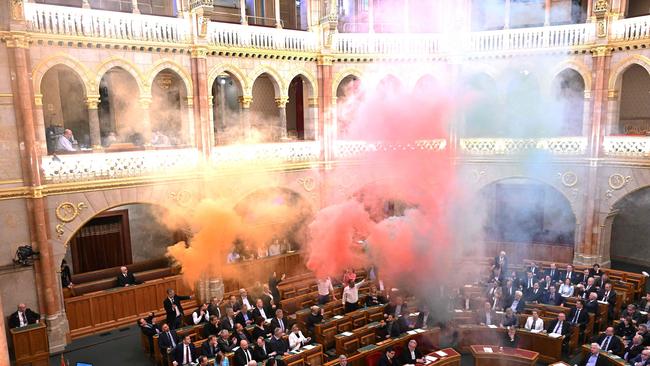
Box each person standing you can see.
[342,279,364,313]
[164,288,193,329]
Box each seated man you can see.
[9,303,40,329]
[378,314,402,339]
[542,285,562,306]
[569,300,589,332]
[158,323,179,364]
[524,282,543,304]
[580,343,607,366]
[624,334,645,362]
[305,306,323,336]
[252,298,269,321]
[630,349,650,366]
[270,308,289,334]
[116,266,137,287]
[172,335,196,366]
[476,301,497,326]
[233,323,251,343]
[268,327,290,357]
[207,296,223,319]
[377,347,398,366]
[235,304,253,327]
[399,339,424,364]
[55,129,76,152]
[509,291,525,313]
[201,335,220,359]
[500,308,518,328]
[217,329,237,353]
[253,336,271,362]
[524,310,544,332]
[203,315,221,338]
[596,327,623,354]
[234,340,255,366]
[546,313,571,338]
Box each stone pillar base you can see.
[46,312,70,353]
[573,253,610,268]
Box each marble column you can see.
[605,90,620,135]
[190,47,211,156]
[275,0,282,28]
[139,96,152,145]
[306,96,318,140]
[86,95,102,149]
[240,0,248,25]
[317,56,333,163]
[33,94,47,153]
[239,95,253,140]
[276,97,289,140]
[5,34,69,352]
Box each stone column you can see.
[5,34,69,352]
[187,97,196,146]
[582,91,593,137]
[544,0,551,25]
[317,56,333,163]
[276,96,289,140]
[208,96,215,146]
[131,0,140,14]
[0,292,10,366]
[190,47,211,156]
[368,0,374,33]
[306,96,318,140]
[240,0,248,25]
[605,90,620,135]
[33,94,47,153]
[86,95,102,149]
[139,97,152,145]
[275,0,282,28]
[239,95,253,140]
[504,0,511,29]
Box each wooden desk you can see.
[314,315,350,349]
[10,323,49,366]
[418,348,461,366]
[278,344,323,366]
[457,325,563,362]
[334,322,379,355]
[470,345,539,366]
[580,344,628,366]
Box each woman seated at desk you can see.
[502,326,518,347]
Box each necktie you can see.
[604,292,609,301]
[602,336,610,350]
[572,310,580,323]
[245,349,250,362]
[553,321,562,334]
[567,272,570,279]
[185,345,190,364]
[19,312,25,326]
[279,318,284,331]
[169,332,176,347]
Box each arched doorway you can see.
[551,69,586,136]
[212,72,243,145]
[41,65,89,153]
[151,69,189,146]
[251,73,281,141]
[335,75,362,138]
[286,75,316,140]
[609,187,650,267]
[461,73,500,137]
[477,178,576,262]
[98,67,143,147]
[503,71,543,137]
[618,64,650,135]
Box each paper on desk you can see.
[303,345,315,350]
[548,333,562,338]
[530,329,542,333]
[340,332,353,337]
[232,347,240,352]
[333,315,344,319]
[487,325,498,329]
[414,328,426,333]
[641,311,648,315]
[454,309,463,313]
[425,355,438,362]
[482,347,493,353]
[495,311,504,314]
[409,312,420,317]
[407,330,418,335]
[435,350,448,357]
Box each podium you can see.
[10,323,49,366]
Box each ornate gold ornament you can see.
[55,202,88,238]
[275,97,289,108]
[297,177,316,192]
[239,96,253,109]
[11,0,24,21]
[559,171,578,187]
[593,0,609,14]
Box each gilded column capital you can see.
[607,90,619,99]
[187,96,194,106]
[190,46,209,59]
[307,97,318,107]
[275,97,289,108]
[591,46,611,57]
[1,33,30,48]
[239,95,253,109]
[139,97,153,109]
[584,90,592,99]
[34,94,43,107]
[317,55,334,66]
[85,95,101,109]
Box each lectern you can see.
[10,323,49,366]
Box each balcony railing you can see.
[208,22,318,52]
[333,33,442,55]
[460,137,588,155]
[334,139,447,158]
[42,148,200,183]
[603,136,650,157]
[465,23,594,53]
[211,141,321,166]
[24,3,190,43]
[612,15,650,41]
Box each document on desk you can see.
[303,345,315,350]
[407,330,418,335]
[435,350,448,357]
[482,347,493,353]
[598,300,609,305]
[548,333,562,338]
[414,328,426,333]
[425,355,438,362]
[530,329,542,333]
[487,325,498,328]
[333,315,344,320]
[454,309,463,313]
[340,332,353,337]
[641,311,648,316]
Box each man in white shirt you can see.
[342,279,364,313]
[238,288,252,309]
[252,298,268,320]
[55,129,77,152]
[524,310,544,332]
[317,277,337,304]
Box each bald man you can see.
[235,340,254,366]
[9,303,40,328]
[117,266,137,287]
[55,129,76,152]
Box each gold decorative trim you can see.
[605,173,631,200]
[275,97,289,108]
[55,201,87,238]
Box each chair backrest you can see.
[366,351,382,366]
[322,327,338,349]
[343,338,360,354]
[360,333,375,347]
[338,321,353,333]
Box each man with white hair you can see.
[509,291,524,313]
[338,355,348,366]
[630,349,650,366]
[117,266,137,287]
[580,343,606,366]
[624,334,645,361]
[399,339,424,364]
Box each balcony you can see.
[333,33,443,56]
[24,3,190,44]
[208,22,318,52]
[612,15,650,42]
[41,148,200,183]
[603,136,650,157]
[211,141,321,166]
[334,139,447,159]
[459,137,588,156]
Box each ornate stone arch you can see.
[248,66,285,98]
[286,68,318,98]
[95,57,147,96]
[550,60,592,93]
[207,63,249,94]
[146,60,193,98]
[32,53,95,96]
[332,68,363,97]
[608,54,650,91]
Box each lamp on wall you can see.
[13,245,40,267]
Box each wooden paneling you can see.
[11,323,49,366]
[479,242,574,264]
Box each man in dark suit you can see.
[377,346,399,366]
[476,302,497,326]
[379,314,403,339]
[221,308,236,332]
[235,304,253,327]
[138,312,160,357]
[201,335,220,359]
[8,303,40,329]
[233,323,251,344]
[547,313,571,336]
[582,278,598,299]
[563,264,578,284]
[508,291,525,313]
[217,329,237,353]
[596,327,623,354]
[399,339,423,364]
[172,335,196,366]
[502,279,516,307]
[158,323,179,364]
[542,286,562,306]
[270,309,289,334]
[598,283,617,320]
[268,272,285,301]
[384,297,408,318]
[525,283,543,304]
[268,327,290,356]
[207,297,222,320]
[163,288,193,329]
[117,266,138,287]
[253,336,271,362]
[585,292,600,317]
[522,272,537,294]
[528,262,541,279]
[203,315,221,338]
[252,298,270,321]
[580,343,608,366]
[546,263,560,282]
[630,349,650,366]
[638,293,650,313]
[305,306,323,336]
[569,300,590,332]
[624,335,645,362]
[234,340,255,366]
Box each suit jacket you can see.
[252,343,270,361]
[234,329,251,344]
[561,271,578,284]
[139,314,160,338]
[116,272,137,287]
[269,275,283,301]
[217,337,237,353]
[638,299,650,313]
[475,310,497,326]
[172,343,197,365]
[251,307,270,321]
[630,354,650,365]
[598,289,617,306]
[251,325,268,340]
[384,303,408,318]
[221,316,236,331]
[163,295,190,324]
[8,309,40,329]
[568,307,589,330]
[585,300,599,316]
[207,304,222,320]
[377,354,400,366]
[546,268,560,282]
[596,334,623,354]
[524,317,544,331]
[624,343,644,361]
[235,311,253,327]
[494,255,508,271]
[158,330,179,353]
[203,322,221,338]
[398,347,423,364]
[579,353,608,366]
[525,288,542,303]
[546,320,571,336]
[270,317,289,333]
[528,266,541,279]
[234,347,255,366]
[582,285,598,299]
[268,336,289,355]
[508,299,525,313]
[542,291,563,306]
[201,341,220,358]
